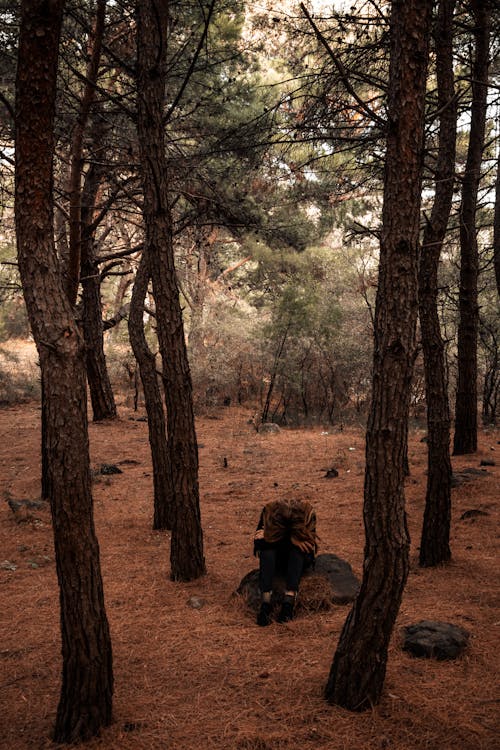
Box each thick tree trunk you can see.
[136,0,205,580]
[129,250,174,530]
[453,0,491,455]
[15,2,113,741]
[325,0,432,710]
[418,0,456,567]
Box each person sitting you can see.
[253,497,317,626]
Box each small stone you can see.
[1,560,17,571]
[324,467,339,478]
[100,463,123,475]
[258,423,281,434]
[187,596,206,610]
[460,509,489,520]
[479,459,495,467]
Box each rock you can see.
[258,423,281,434]
[100,463,123,475]
[5,496,48,523]
[187,596,206,610]
[402,620,469,660]
[236,553,360,614]
[314,554,360,604]
[0,560,17,571]
[460,509,489,520]
[479,459,495,467]
[451,467,488,486]
[324,467,339,478]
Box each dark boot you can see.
[257,601,272,627]
[277,594,295,623]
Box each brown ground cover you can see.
[0,401,498,750]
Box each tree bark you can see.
[418,0,456,567]
[66,0,106,306]
[493,145,500,299]
[453,0,491,455]
[128,250,174,530]
[325,0,432,710]
[80,121,117,421]
[136,0,205,581]
[15,0,113,742]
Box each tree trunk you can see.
[80,131,117,422]
[325,0,432,710]
[136,0,205,581]
[15,1,113,742]
[129,250,174,530]
[453,0,491,455]
[493,146,500,299]
[66,0,106,306]
[418,0,456,567]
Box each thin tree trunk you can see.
[15,1,113,741]
[325,0,432,710]
[453,0,491,454]
[66,0,106,305]
[80,122,117,421]
[129,250,174,530]
[493,144,500,299]
[136,0,205,581]
[418,0,456,567]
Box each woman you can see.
[253,497,317,626]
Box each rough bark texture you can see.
[66,0,106,305]
[325,0,432,710]
[128,250,174,530]
[494,147,500,299]
[136,0,205,580]
[453,0,491,455]
[80,132,117,422]
[15,1,113,741]
[418,0,456,567]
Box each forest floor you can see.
[0,398,499,750]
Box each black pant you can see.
[259,544,306,593]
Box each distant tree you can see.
[80,109,117,421]
[418,0,457,567]
[136,0,205,581]
[494,142,500,298]
[453,0,491,454]
[325,0,433,709]
[128,249,174,529]
[15,0,113,741]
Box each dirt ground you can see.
[0,400,498,750]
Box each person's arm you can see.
[253,509,265,556]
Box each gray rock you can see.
[460,509,489,520]
[258,423,281,434]
[187,595,206,610]
[402,620,469,660]
[324,467,339,478]
[100,463,123,475]
[1,560,17,571]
